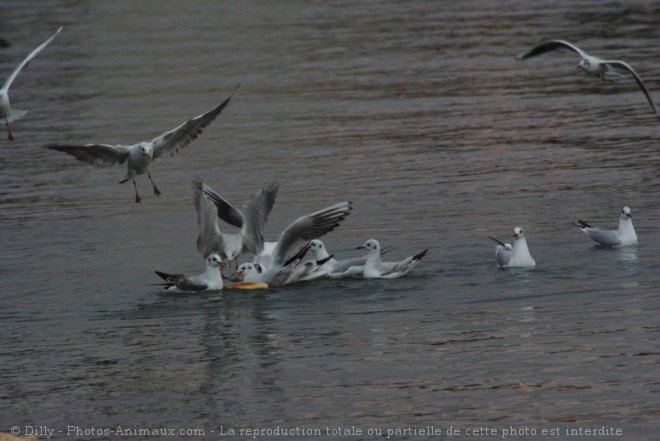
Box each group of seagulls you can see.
[489,206,638,269]
[2,28,649,290]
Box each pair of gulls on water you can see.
[517,40,657,114]
[154,180,429,292]
[489,207,638,269]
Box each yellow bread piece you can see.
[226,281,269,290]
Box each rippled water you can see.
[1,1,659,440]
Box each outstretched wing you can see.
[1,27,62,92]
[240,182,279,255]
[270,201,352,267]
[151,87,238,160]
[516,39,587,61]
[603,60,658,114]
[202,182,244,228]
[43,143,130,167]
[192,179,226,258]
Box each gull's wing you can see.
[495,246,513,267]
[154,271,208,291]
[151,87,238,160]
[240,183,279,255]
[1,27,62,92]
[585,228,621,247]
[388,249,429,275]
[516,39,587,61]
[270,201,352,267]
[43,143,130,167]
[192,179,226,258]
[331,256,368,273]
[202,183,244,228]
[602,60,658,114]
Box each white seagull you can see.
[488,226,536,269]
[43,87,237,203]
[1,27,63,141]
[197,179,278,262]
[356,239,428,279]
[574,206,638,247]
[516,39,657,114]
[233,241,318,287]
[154,253,224,292]
[300,239,390,280]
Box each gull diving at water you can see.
[155,253,224,292]
[356,239,428,279]
[1,27,62,141]
[488,226,536,269]
[193,179,278,264]
[574,206,638,247]
[43,88,237,203]
[516,40,657,114]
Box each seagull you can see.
[154,253,224,292]
[574,206,638,247]
[300,239,391,280]
[516,40,657,114]
[1,27,62,141]
[197,179,278,263]
[233,241,316,287]
[488,226,536,268]
[43,87,237,203]
[356,239,428,279]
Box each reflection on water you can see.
[1,0,659,438]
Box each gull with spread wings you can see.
[44,87,237,203]
[516,40,657,114]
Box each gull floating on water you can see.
[516,39,657,114]
[43,87,237,203]
[574,206,638,247]
[300,239,390,280]
[1,27,62,141]
[193,179,278,264]
[488,226,536,268]
[233,241,319,287]
[356,239,428,279]
[155,253,224,292]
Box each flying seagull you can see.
[516,40,657,114]
[44,87,237,203]
[1,27,63,141]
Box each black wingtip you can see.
[576,220,592,228]
[488,236,506,247]
[155,271,171,281]
[413,249,429,261]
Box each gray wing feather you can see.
[516,39,587,61]
[331,256,367,273]
[585,228,621,247]
[240,183,279,255]
[496,246,513,268]
[202,183,244,228]
[271,201,352,267]
[602,60,657,114]
[192,179,226,258]
[152,89,236,160]
[43,143,130,167]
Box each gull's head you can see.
[621,206,632,219]
[206,253,224,268]
[138,142,154,159]
[513,226,525,239]
[578,58,590,71]
[235,263,260,281]
[309,239,326,254]
[357,239,380,252]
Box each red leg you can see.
[147,170,161,196]
[6,120,13,141]
[133,179,142,204]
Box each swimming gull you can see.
[356,239,428,279]
[574,206,638,247]
[154,253,224,292]
[488,226,536,268]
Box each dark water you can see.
[1,1,659,440]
